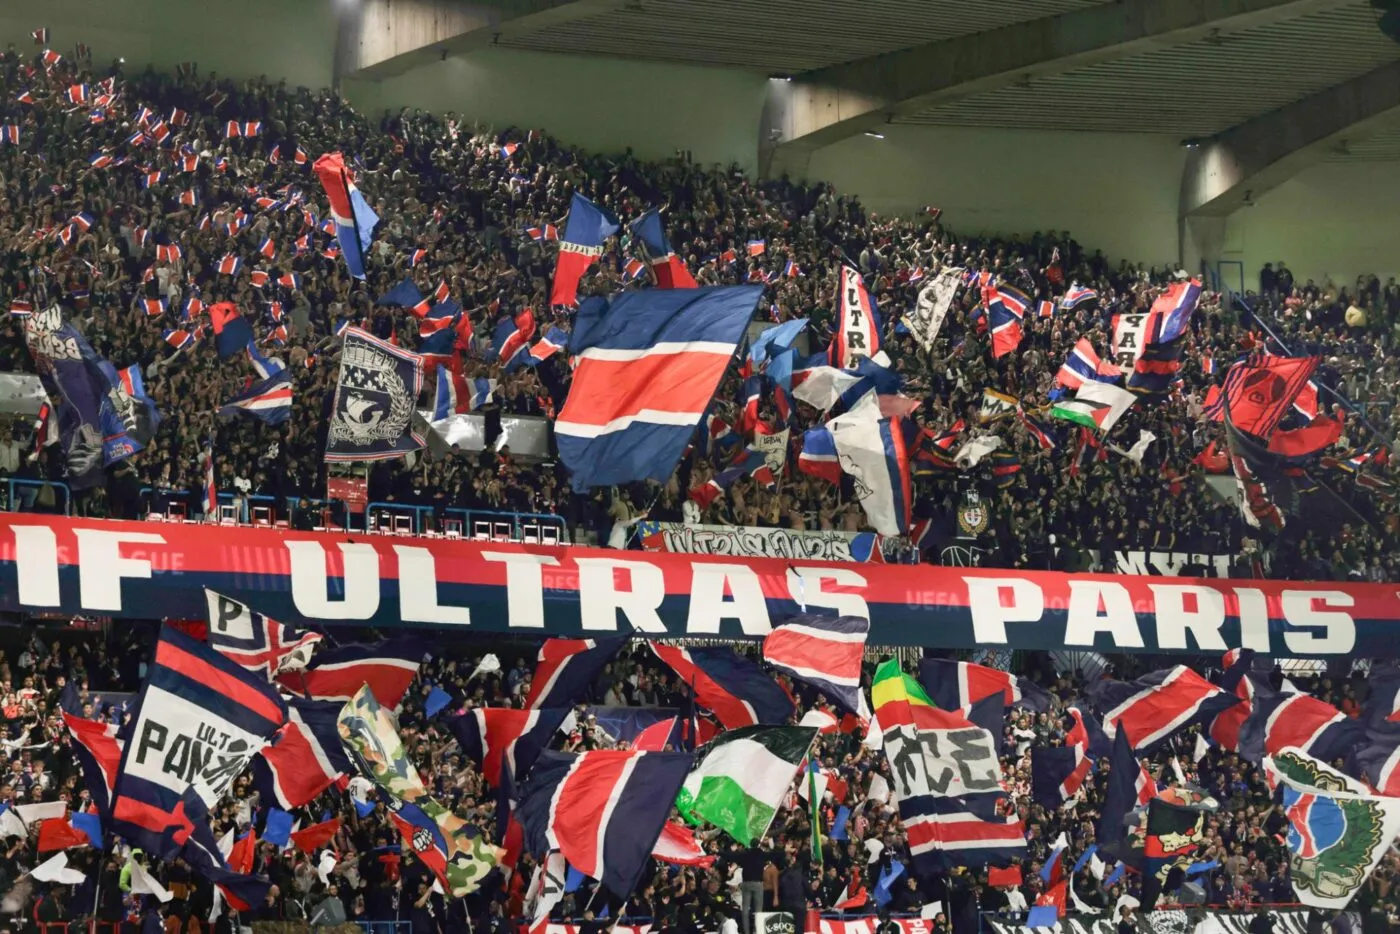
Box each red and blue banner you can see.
[1,515,1395,656]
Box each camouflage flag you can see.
[338,684,500,895]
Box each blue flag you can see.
[71,811,104,848]
[377,278,425,308]
[565,864,587,893]
[20,307,117,489]
[425,687,453,718]
[263,808,294,848]
[873,860,905,907]
[1026,905,1059,928]
[325,327,426,462]
[750,318,807,365]
[830,806,851,841]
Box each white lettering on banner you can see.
[574,557,667,633]
[1113,550,1236,577]
[839,267,874,367]
[752,428,789,472]
[1,522,1367,655]
[393,546,471,626]
[985,908,1312,934]
[643,522,877,563]
[687,563,771,636]
[74,529,165,611]
[1065,580,1145,648]
[481,552,559,629]
[285,541,380,619]
[1112,311,1151,368]
[1150,584,1228,651]
[966,578,1044,644]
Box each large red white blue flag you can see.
[763,614,868,715]
[276,637,423,707]
[250,698,353,809]
[111,626,287,856]
[524,637,626,710]
[203,590,321,677]
[555,285,763,490]
[517,749,694,898]
[448,707,569,787]
[648,642,795,730]
[1092,665,1240,752]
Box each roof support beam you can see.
[1180,60,1400,218]
[341,0,626,80]
[759,0,1343,177]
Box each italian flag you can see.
[1049,381,1137,433]
[676,725,816,845]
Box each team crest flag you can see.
[1266,751,1400,909]
[517,749,694,898]
[762,615,868,715]
[339,685,501,895]
[111,626,288,856]
[325,327,425,462]
[556,285,763,490]
[675,725,816,845]
[549,193,619,306]
[98,362,161,466]
[202,589,321,678]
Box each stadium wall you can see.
[343,49,769,173]
[0,0,336,89]
[1222,160,1400,291]
[805,125,1187,267]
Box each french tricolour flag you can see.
[548,193,618,307]
[555,285,763,489]
[313,151,379,281]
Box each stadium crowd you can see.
[2,626,1397,934]
[0,41,1395,581]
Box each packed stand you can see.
[2,620,1398,934]
[0,41,1391,577]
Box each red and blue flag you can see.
[548,193,618,306]
[313,151,379,281]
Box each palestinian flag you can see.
[1050,381,1136,433]
[675,725,816,845]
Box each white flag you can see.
[468,653,501,682]
[128,859,173,903]
[906,268,963,351]
[31,853,86,885]
[15,801,66,825]
[827,395,909,536]
[1125,430,1157,464]
[1193,732,1210,764]
[866,772,890,807]
[0,808,26,839]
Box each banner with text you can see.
[0,515,1393,656]
[638,521,887,563]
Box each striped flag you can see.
[762,615,868,715]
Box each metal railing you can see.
[365,501,568,543]
[3,477,72,515]
[138,487,348,528]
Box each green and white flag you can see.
[676,725,816,846]
[1050,381,1136,433]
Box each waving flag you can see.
[325,327,425,462]
[448,708,569,787]
[491,308,537,369]
[1238,692,1363,766]
[1209,649,1259,751]
[1091,665,1240,752]
[250,699,353,809]
[987,285,1028,359]
[209,302,254,358]
[556,285,763,490]
[340,685,501,896]
[1098,730,1150,844]
[112,627,288,856]
[217,370,293,425]
[826,396,912,536]
[434,363,495,418]
[525,326,569,365]
[525,637,626,710]
[630,208,697,289]
[277,638,423,707]
[649,644,794,729]
[652,820,715,867]
[549,193,618,306]
[1031,745,1091,809]
[1055,338,1122,389]
[202,590,321,678]
[676,725,816,845]
[762,615,868,715]
[1149,278,1202,345]
[919,659,1053,713]
[98,363,161,466]
[1050,380,1136,433]
[313,152,379,281]
[1352,735,1400,797]
[830,266,881,369]
[1060,284,1098,310]
[517,749,693,898]
[60,708,122,819]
